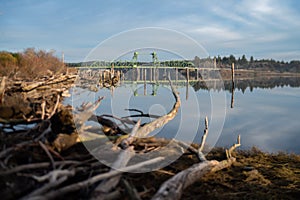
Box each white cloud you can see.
[238,0,300,28]
[191,26,243,42]
[211,6,254,26]
[250,0,274,15]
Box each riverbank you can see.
[220,68,300,80]
[1,137,299,199]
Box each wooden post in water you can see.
[120,71,123,84]
[231,63,235,85]
[175,68,178,83]
[231,63,235,108]
[231,85,235,108]
[144,68,147,96]
[186,67,190,81]
[186,67,189,100]
[214,57,217,68]
[136,67,140,81]
[150,68,153,82]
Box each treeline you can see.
[0,48,66,78]
[192,76,300,93]
[193,55,300,73]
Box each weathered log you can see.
[0,76,6,104]
[152,125,241,200]
[198,116,209,161]
[37,157,165,200]
[21,75,76,92]
[91,121,140,199]
[135,77,180,138]
[151,160,219,200]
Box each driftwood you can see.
[0,76,6,104]
[37,157,165,200]
[88,76,180,140]
[152,120,241,200]
[90,121,141,199]
[0,75,76,126]
[21,74,76,92]
[135,78,180,138]
[1,72,243,200]
[87,77,181,199]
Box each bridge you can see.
[78,51,222,99]
[77,51,196,69]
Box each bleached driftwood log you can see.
[90,121,141,199]
[134,77,180,138]
[37,157,165,200]
[0,76,6,104]
[21,74,76,92]
[152,160,219,200]
[89,77,181,199]
[152,117,241,200]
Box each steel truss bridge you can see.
[77,51,195,69]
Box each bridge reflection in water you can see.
[78,66,224,101]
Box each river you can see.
[68,69,300,154]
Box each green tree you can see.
[222,56,229,64]
[229,54,236,64]
[217,55,222,63]
[239,55,248,65]
[241,54,248,64]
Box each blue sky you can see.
[1,0,300,62]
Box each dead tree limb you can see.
[0,120,51,159]
[119,120,141,149]
[39,157,165,200]
[226,134,241,159]
[22,169,75,199]
[21,75,76,92]
[121,179,142,200]
[49,94,60,118]
[152,117,241,200]
[152,161,219,200]
[0,76,6,104]
[0,161,81,175]
[135,77,180,138]
[41,100,46,120]
[38,141,55,170]
[198,116,209,162]
[91,121,141,199]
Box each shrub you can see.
[0,48,66,78]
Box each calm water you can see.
[219,86,300,153]
[70,74,300,154]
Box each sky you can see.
[1,0,300,62]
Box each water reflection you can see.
[218,86,300,154]
[72,69,300,154]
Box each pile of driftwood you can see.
[0,75,240,200]
[0,75,76,124]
